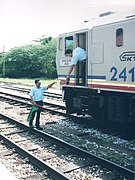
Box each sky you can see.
[0,0,135,51]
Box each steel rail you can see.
[0,133,69,180]
[0,91,65,109]
[0,113,134,179]
[0,85,62,98]
[0,93,66,118]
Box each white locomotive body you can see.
[56,10,135,127]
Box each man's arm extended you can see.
[67,64,75,77]
[47,82,56,88]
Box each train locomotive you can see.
[56,10,135,126]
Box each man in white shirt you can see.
[29,80,55,130]
[65,47,87,83]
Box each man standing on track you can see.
[28,79,55,130]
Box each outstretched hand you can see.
[66,76,70,85]
[48,81,57,88]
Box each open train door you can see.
[75,32,88,86]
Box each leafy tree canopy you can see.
[0,37,57,78]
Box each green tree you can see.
[0,52,6,77]
[1,37,57,78]
[33,35,52,45]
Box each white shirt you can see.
[29,86,48,101]
[71,47,87,65]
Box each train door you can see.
[75,32,88,86]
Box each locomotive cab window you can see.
[65,36,73,55]
[116,28,123,47]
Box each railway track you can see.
[0,90,66,115]
[0,84,134,179]
[0,83,62,100]
[0,139,52,179]
[0,113,134,179]
[0,87,134,138]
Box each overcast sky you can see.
[0,0,135,51]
